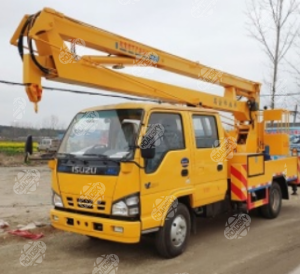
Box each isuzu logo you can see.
[71,166,97,174]
[58,163,120,176]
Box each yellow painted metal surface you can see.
[250,199,265,208]
[50,159,60,194]
[264,133,290,155]
[248,154,264,177]
[50,209,141,243]
[230,155,297,186]
[11,8,260,97]
[263,109,286,121]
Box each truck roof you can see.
[80,102,219,114]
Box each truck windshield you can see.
[58,109,143,159]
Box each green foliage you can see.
[0,142,38,155]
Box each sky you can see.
[0,0,296,128]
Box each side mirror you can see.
[24,135,33,163]
[25,135,33,155]
[141,146,155,159]
[24,135,55,163]
[140,136,155,159]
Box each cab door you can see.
[139,111,192,230]
[189,113,227,207]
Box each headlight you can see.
[112,201,128,216]
[112,194,139,217]
[126,196,139,206]
[52,192,64,208]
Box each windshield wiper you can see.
[57,153,89,164]
[57,153,77,159]
[70,153,144,169]
[82,154,121,164]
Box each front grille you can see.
[77,198,93,209]
[97,200,106,210]
[67,197,74,206]
[66,196,106,211]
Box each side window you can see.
[193,117,205,137]
[192,115,218,148]
[145,112,185,173]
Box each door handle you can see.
[217,163,223,171]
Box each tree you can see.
[42,115,59,130]
[286,36,300,88]
[42,116,51,129]
[56,121,67,130]
[246,0,300,109]
[50,115,59,130]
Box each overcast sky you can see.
[0,0,294,128]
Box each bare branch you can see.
[286,55,300,76]
[281,0,300,27]
[246,0,299,109]
[247,27,275,61]
[246,3,276,61]
[278,27,299,60]
[268,0,278,24]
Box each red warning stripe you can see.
[231,166,247,188]
[231,182,247,201]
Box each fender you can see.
[158,186,195,227]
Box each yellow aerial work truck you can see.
[11,8,300,258]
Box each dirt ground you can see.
[1,166,300,274]
[0,152,51,167]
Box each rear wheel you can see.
[260,182,282,219]
[155,203,190,258]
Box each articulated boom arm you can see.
[11,8,261,120]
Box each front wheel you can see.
[260,182,282,219]
[155,203,190,258]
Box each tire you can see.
[155,203,190,258]
[260,182,282,219]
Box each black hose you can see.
[27,12,50,75]
[18,11,50,75]
[28,35,49,74]
[18,16,32,60]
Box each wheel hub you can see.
[271,188,280,211]
[170,215,187,247]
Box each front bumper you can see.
[50,209,141,243]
